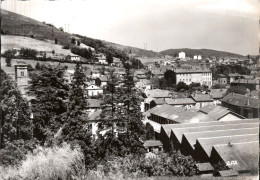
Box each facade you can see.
[231,79,260,91]
[143,140,163,153]
[14,63,28,86]
[66,55,80,61]
[217,74,228,84]
[179,52,186,59]
[173,68,212,87]
[86,84,103,97]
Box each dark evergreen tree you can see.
[28,65,69,143]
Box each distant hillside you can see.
[1,9,72,46]
[103,41,159,58]
[160,48,245,58]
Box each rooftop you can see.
[148,104,199,123]
[165,98,196,105]
[143,140,163,147]
[191,94,213,102]
[174,68,211,74]
[87,99,102,108]
[220,93,260,109]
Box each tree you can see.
[0,70,33,148]
[71,37,76,44]
[4,50,14,67]
[59,27,64,32]
[145,123,155,140]
[176,81,189,92]
[164,70,175,86]
[28,65,69,143]
[55,38,58,44]
[77,40,81,46]
[35,62,41,70]
[227,86,248,95]
[106,53,113,64]
[52,50,55,55]
[61,64,96,167]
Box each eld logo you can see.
[226,160,238,166]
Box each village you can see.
[0,1,259,179]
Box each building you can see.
[144,104,198,124]
[173,68,212,87]
[143,140,163,153]
[157,119,259,176]
[216,74,228,84]
[190,94,214,109]
[85,84,103,97]
[231,79,260,91]
[91,69,101,78]
[179,52,186,59]
[187,104,245,123]
[165,98,196,109]
[14,62,29,96]
[95,76,109,87]
[86,99,102,111]
[220,93,260,118]
[209,89,227,105]
[66,55,80,61]
[227,73,242,84]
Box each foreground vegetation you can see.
[0,64,199,179]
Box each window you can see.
[21,71,24,76]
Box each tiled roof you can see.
[196,163,214,172]
[218,170,238,177]
[151,98,165,105]
[148,104,198,123]
[165,98,195,105]
[199,104,244,120]
[143,140,163,147]
[87,99,102,108]
[87,110,102,121]
[220,93,260,109]
[191,94,213,102]
[98,76,109,82]
[210,89,227,99]
[145,89,172,98]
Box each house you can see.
[151,68,166,78]
[66,55,81,61]
[190,94,214,109]
[95,76,109,87]
[63,70,75,84]
[144,104,198,124]
[165,98,196,109]
[111,57,123,67]
[98,58,108,65]
[173,68,212,87]
[86,99,102,111]
[226,73,242,84]
[14,62,29,96]
[216,74,228,84]
[86,84,103,97]
[187,104,245,123]
[179,52,186,59]
[220,93,260,118]
[143,140,163,153]
[149,99,166,109]
[230,79,260,91]
[91,69,101,78]
[209,89,227,105]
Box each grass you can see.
[1,35,74,55]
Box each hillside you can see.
[160,48,245,58]
[1,9,72,46]
[103,41,159,58]
[1,9,159,58]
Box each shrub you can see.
[0,143,86,180]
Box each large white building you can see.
[173,68,212,87]
[178,52,186,59]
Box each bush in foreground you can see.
[0,143,86,180]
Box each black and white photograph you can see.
[0,0,259,179]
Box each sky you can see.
[1,0,260,55]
